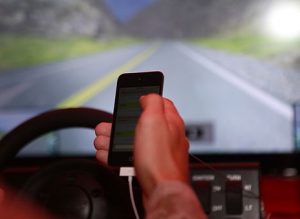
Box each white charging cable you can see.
[120,167,140,219]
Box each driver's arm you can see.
[0,184,56,219]
[94,94,207,219]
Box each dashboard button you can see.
[225,179,243,215]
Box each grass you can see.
[192,32,300,58]
[0,34,139,71]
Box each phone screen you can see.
[108,71,164,166]
[112,86,161,152]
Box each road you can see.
[0,41,294,155]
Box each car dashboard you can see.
[0,107,299,219]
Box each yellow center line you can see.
[57,43,160,108]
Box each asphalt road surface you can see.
[0,41,294,156]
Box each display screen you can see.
[0,0,299,158]
[111,86,161,152]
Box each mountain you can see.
[0,0,117,37]
[119,0,271,38]
[0,0,272,38]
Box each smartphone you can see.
[108,71,164,166]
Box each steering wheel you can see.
[0,107,141,219]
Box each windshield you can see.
[0,0,299,156]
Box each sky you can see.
[104,0,157,22]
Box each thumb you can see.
[139,94,164,114]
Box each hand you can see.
[0,184,56,219]
[94,94,190,200]
[134,94,189,199]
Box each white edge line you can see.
[176,43,293,121]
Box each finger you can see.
[94,135,110,150]
[163,100,188,153]
[163,98,181,117]
[163,98,185,132]
[137,94,167,136]
[163,98,184,123]
[139,93,165,115]
[96,150,108,165]
[95,122,112,137]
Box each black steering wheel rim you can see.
[0,107,112,169]
[0,107,143,219]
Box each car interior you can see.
[0,0,300,219]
